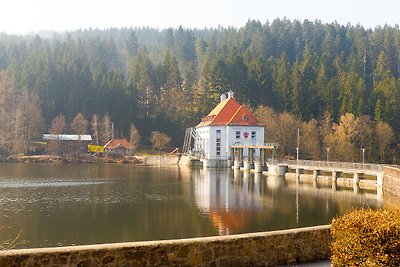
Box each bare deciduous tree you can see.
[275,112,301,158]
[376,121,394,163]
[49,114,68,134]
[71,113,88,156]
[301,119,321,160]
[325,113,360,162]
[253,105,277,143]
[150,131,171,152]
[100,113,112,145]
[91,114,100,146]
[71,113,88,135]
[0,74,15,156]
[48,114,68,155]
[12,91,44,154]
[129,123,140,152]
[0,74,43,156]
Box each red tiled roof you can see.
[196,97,263,127]
[103,139,133,149]
[228,106,260,126]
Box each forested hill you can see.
[1,19,400,162]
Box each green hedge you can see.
[331,209,400,266]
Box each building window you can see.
[216,129,221,134]
[236,131,240,139]
[216,136,221,156]
[251,131,256,139]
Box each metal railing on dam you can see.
[279,159,383,174]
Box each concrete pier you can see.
[332,181,337,191]
[254,161,263,173]
[353,184,360,194]
[230,145,276,174]
[243,160,252,171]
[234,160,241,169]
[208,151,384,191]
[332,171,341,184]
[377,173,383,187]
[353,173,361,185]
[283,160,383,189]
[296,168,304,179]
[313,170,320,180]
[268,164,288,176]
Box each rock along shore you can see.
[1,154,182,165]
[2,154,142,164]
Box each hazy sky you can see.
[2,0,399,34]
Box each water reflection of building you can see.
[193,169,270,235]
[191,168,384,235]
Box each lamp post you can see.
[296,128,299,162]
[326,148,330,163]
[362,148,365,169]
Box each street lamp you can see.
[362,148,365,169]
[326,148,330,163]
[296,128,300,161]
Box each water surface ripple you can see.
[0,163,383,248]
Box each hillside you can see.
[0,19,399,162]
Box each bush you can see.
[331,209,400,266]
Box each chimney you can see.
[220,93,227,102]
[228,90,234,99]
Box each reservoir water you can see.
[0,163,382,249]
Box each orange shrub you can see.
[331,209,400,266]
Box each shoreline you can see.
[1,154,181,165]
[1,154,142,164]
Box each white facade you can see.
[193,91,265,167]
[196,125,265,160]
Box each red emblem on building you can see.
[243,132,249,139]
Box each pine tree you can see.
[273,53,291,111]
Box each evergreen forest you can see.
[0,19,400,163]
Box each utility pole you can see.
[296,128,299,161]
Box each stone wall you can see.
[178,156,203,167]
[382,166,400,208]
[0,225,331,267]
[142,155,179,165]
[383,166,400,197]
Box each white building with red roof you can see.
[194,91,265,167]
